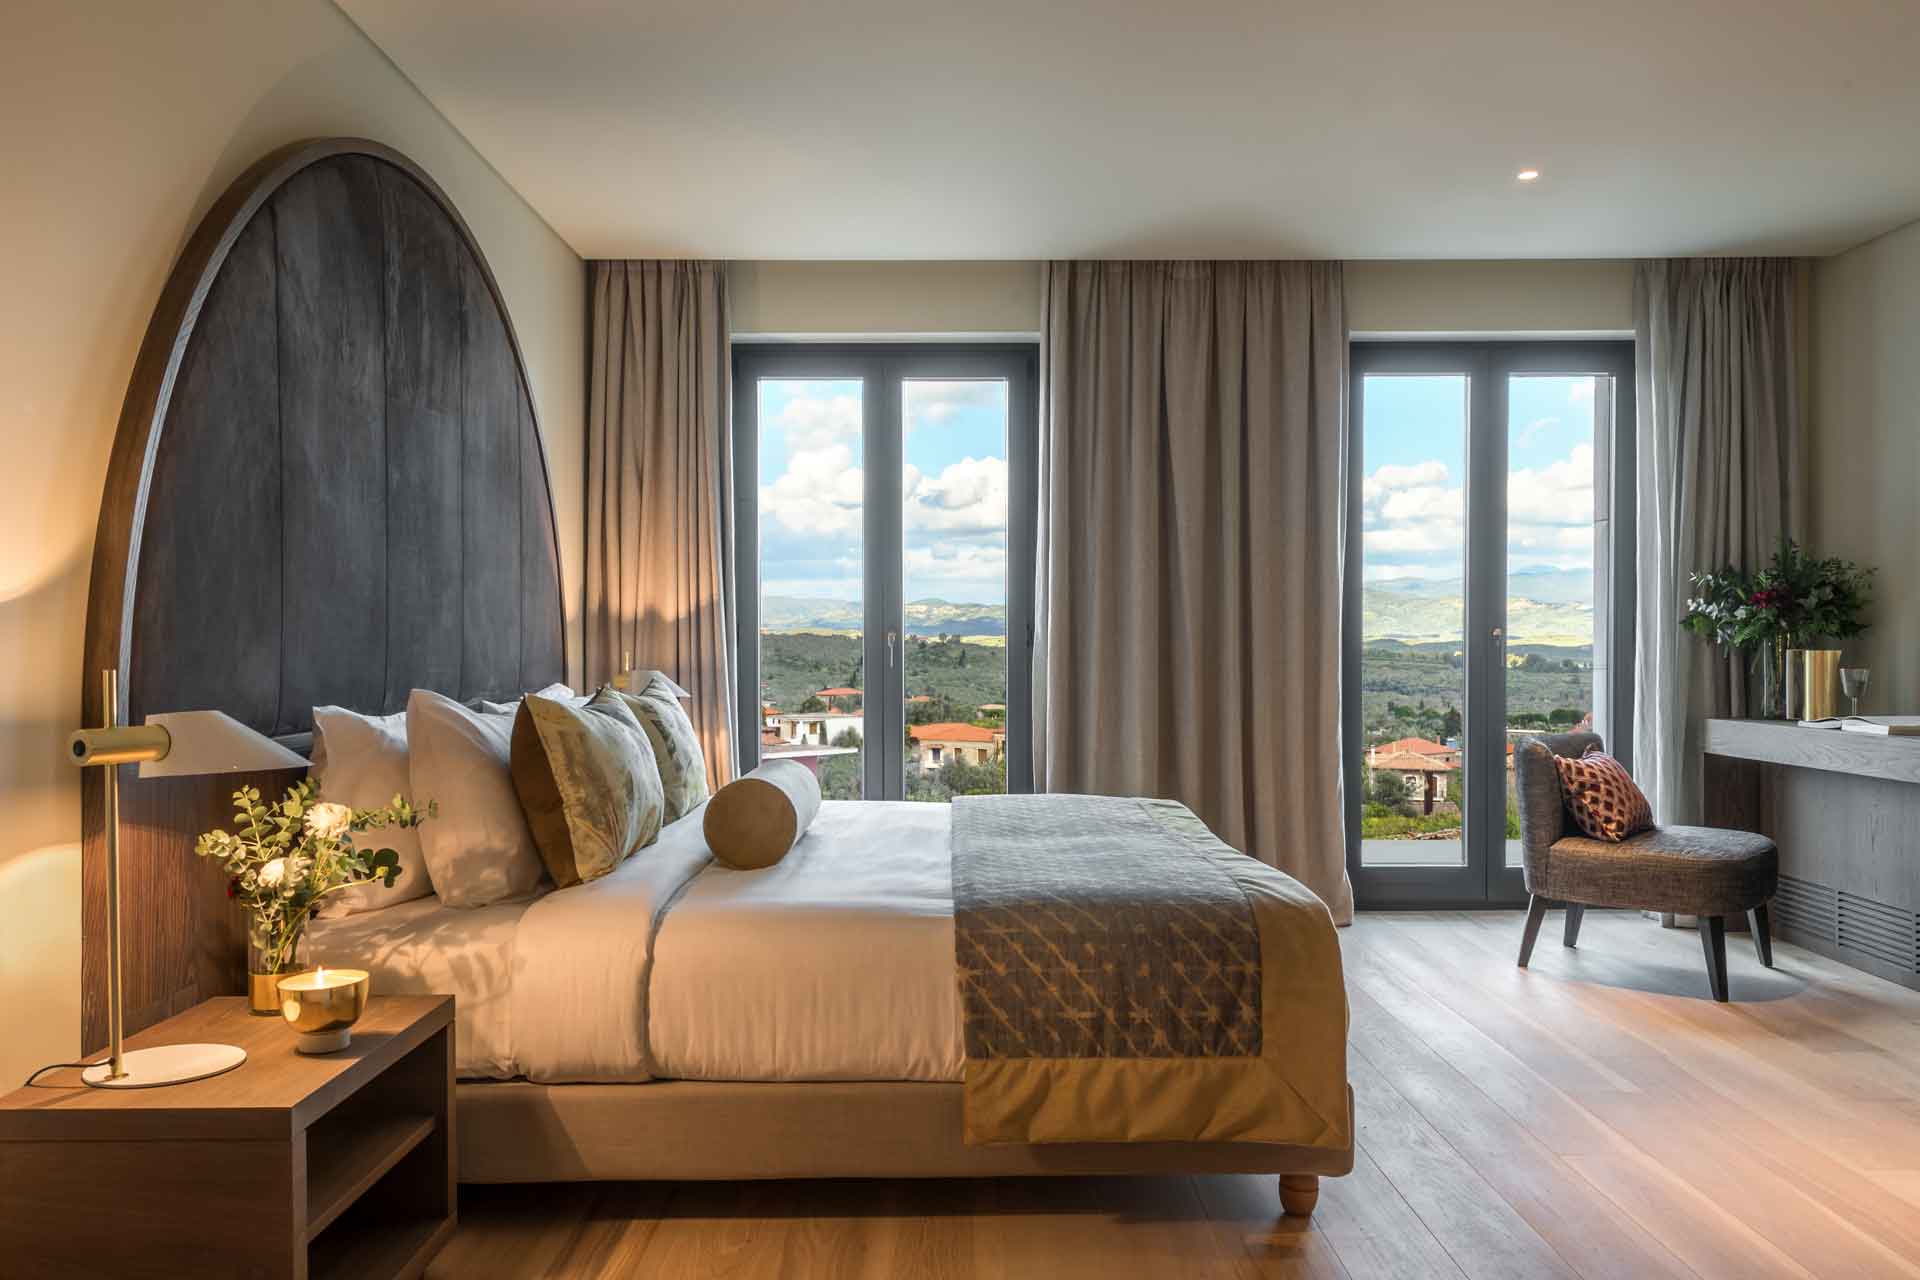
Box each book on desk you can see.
[1794,714,1920,735]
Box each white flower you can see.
[305,803,353,841]
[258,858,288,888]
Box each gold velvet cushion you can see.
[510,688,666,888]
[615,674,711,822]
[702,758,822,870]
[1552,749,1653,843]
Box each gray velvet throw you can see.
[951,793,1262,1060]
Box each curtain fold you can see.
[586,260,738,787]
[1036,261,1353,922]
[1632,258,1800,824]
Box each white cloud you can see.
[904,380,1006,431]
[1518,416,1558,447]
[905,455,1007,536]
[1361,444,1596,575]
[1569,379,1595,405]
[762,440,863,538]
[1361,460,1448,506]
[1508,443,1594,526]
[776,391,862,452]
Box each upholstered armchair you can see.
[1511,733,1778,1002]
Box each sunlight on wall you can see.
[0,844,82,1083]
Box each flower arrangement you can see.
[195,779,433,980]
[1682,539,1875,651]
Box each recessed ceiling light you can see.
[1516,168,1541,182]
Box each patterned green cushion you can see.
[616,676,710,822]
[510,688,665,888]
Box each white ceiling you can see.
[340,0,1920,260]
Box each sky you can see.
[757,377,1009,605]
[757,371,1597,611]
[1361,373,1599,592]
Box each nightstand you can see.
[0,995,454,1279]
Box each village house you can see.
[775,710,864,747]
[908,722,1004,772]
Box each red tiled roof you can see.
[1370,750,1457,772]
[909,722,1000,744]
[1373,737,1454,756]
[815,686,861,697]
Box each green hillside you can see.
[758,631,1006,714]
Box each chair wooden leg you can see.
[1563,902,1586,948]
[1517,895,1550,967]
[1700,915,1729,1001]
[1748,902,1773,968]
[1279,1174,1320,1218]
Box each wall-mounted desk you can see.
[1704,718,1920,990]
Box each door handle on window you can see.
[887,631,897,668]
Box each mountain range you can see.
[762,595,1007,637]
[764,568,1593,648]
[1364,567,1593,647]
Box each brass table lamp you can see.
[68,669,307,1088]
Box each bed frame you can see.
[459,1080,1347,1214]
[84,137,1349,1217]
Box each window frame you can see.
[731,341,1039,798]
[1344,339,1636,909]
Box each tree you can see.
[798,694,827,713]
[1369,768,1411,811]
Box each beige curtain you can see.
[587,261,738,786]
[1036,261,1353,922]
[1633,259,1800,824]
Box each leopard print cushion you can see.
[1551,749,1653,842]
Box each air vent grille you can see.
[1774,873,1919,974]
[1838,891,1920,974]
[1773,875,1837,945]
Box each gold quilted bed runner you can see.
[952,794,1351,1150]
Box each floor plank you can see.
[435,911,1920,1279]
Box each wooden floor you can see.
[430,910,1920,1278]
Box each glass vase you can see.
[247,927,310,1015]
[1756,634,1787,720]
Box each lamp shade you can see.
[139,710,307,778]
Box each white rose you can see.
[258,858,288,888]
[305,803,353,841]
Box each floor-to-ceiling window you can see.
[1345,341,1634,907]
[733,343,1038,799]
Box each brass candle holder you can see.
[277,967,370,1054]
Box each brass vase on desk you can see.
[1802,649,1842,721]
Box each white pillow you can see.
[406,689,549,907]
[478,683,576,716]
[310,707,432,916]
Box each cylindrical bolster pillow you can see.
[702,758,822,869]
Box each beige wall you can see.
[729,258,1634,337]
[1346,260,1633,335]
[0,2,585,1083]
[1810,218,1920,707]
[730,261,1043,335]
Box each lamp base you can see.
[81,1043,247,1089]
[294,1028,352,1055]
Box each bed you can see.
[81,137,1353,1216]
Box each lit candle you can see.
[278,966,370,1054]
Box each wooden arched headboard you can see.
[79,138,567,1050]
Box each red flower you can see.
[226,878,239,899]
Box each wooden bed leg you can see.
[1278,1174,1320,1218]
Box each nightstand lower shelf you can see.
[0,996,454,1280]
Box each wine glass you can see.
[1840,667,1870,718]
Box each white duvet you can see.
[316,800,965,1082]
